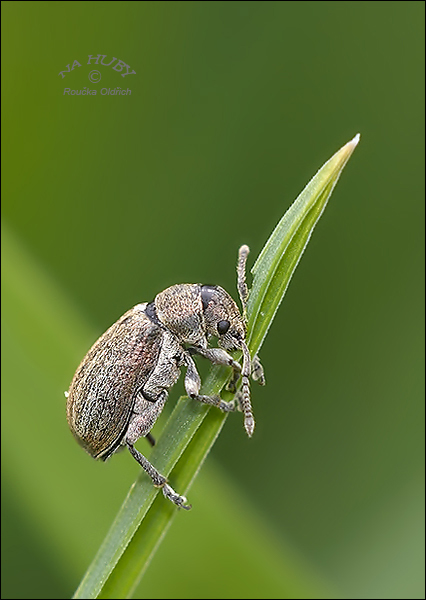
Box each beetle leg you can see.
[183,352,202,397]
[162,483,192,510]
[228,352,266,394]
[226,368,241,393]
[189,346,241,371]
[252,354,266,385]
[126,390,168,444]
[127,443,191,510]
[145,432,156,446]
[184,353,236,413]
[192,393,236,413]
[189,345,242,393]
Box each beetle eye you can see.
[217,320,230,335]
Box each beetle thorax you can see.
[155,284,206,346]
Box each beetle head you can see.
[200,285,246,352]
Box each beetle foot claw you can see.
[162,483,192,510]
[217,398,236,413]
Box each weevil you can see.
[66,245,265,509]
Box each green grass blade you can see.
[74,372,231,598]
[99,402,228,599]
[73,134,360,599]
[247,133,360,355]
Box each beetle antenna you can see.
[237,245,254,435]
[237,245,250,321]
[240,340,255,436]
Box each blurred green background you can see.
[1,1,424,598]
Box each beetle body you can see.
[67,303,175,460]
[66,247,264,509]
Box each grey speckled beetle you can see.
[66,245,265,509]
